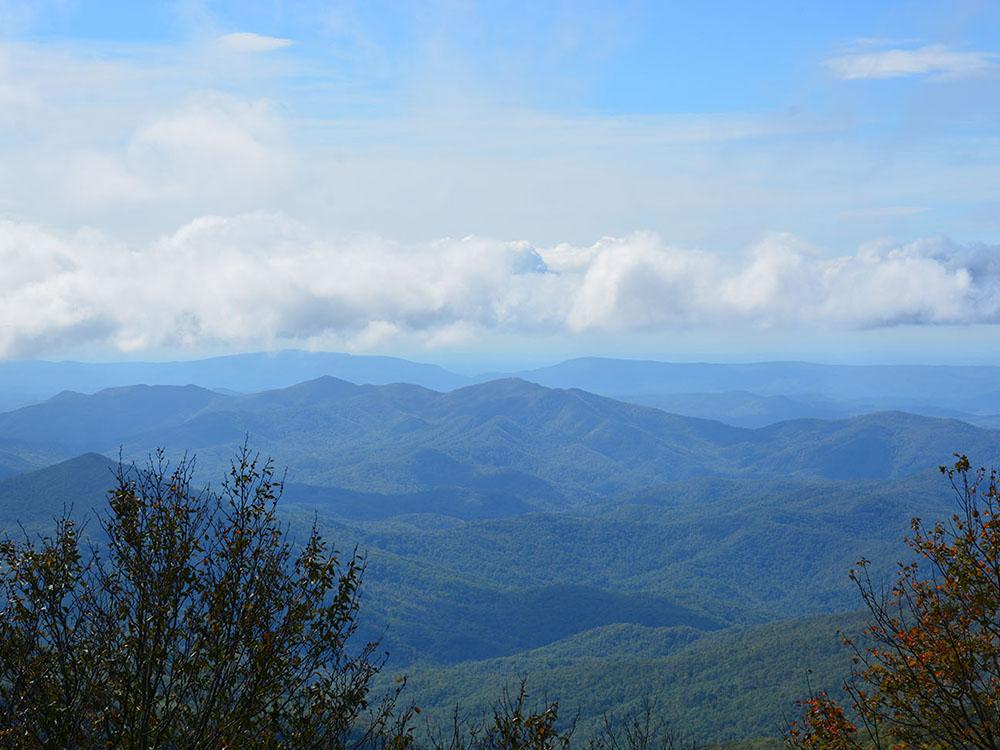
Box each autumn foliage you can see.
[787,454,1000,749]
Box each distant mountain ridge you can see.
[507,356,1000,406]
[1,376,996,501]
[3,351,1000,428]
[0,350,472,411]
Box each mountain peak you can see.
[48,389,87,402]
[238,375,363,408]
[455,377,551,395]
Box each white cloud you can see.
[218,32,293,54]
[1,215,999,359]
[55,96,294,209]
[3,33,1000,250]
[827,44,997,80]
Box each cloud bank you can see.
[1,214,997,359]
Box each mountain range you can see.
[0,361,996,743]
[2,351,1000,428]
[1,376,997,494]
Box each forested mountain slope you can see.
[0,452,117,528]
[391,611,869,744]
[0,448,953,664]
[1,377,997,504]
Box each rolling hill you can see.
[0,377,997,504]
[0,452,118,528]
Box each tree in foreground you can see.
[427,686,693,750]
[0,447,408,749]
[427,681,573,750]
[786,455,1000,749]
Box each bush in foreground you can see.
[787,455,1000,749]
[0,447,406,749]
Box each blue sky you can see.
[17,1,999,118]
[1,1,999,364]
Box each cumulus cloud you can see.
[1,215,999,359]
[218,32,293,53]
[827,43,997,80]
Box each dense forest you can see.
[1,359,998,744]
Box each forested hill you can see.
[0,377,997,496]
